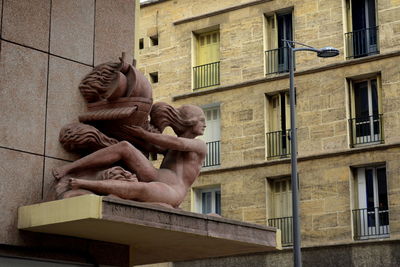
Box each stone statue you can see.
[51,54,206,209]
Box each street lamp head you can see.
[317,46,340,58]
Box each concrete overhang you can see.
[18,195,281,265]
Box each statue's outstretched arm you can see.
[124,126,206,154]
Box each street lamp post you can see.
[284,40,339,267]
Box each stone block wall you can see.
[139,0,400,99]
[139,0,400,168]
[139,0,400,253]
[174,240,400,267]
[0,0,137,265]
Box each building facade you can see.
[138,0,400,265]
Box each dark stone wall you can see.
[174,240,400,267]
[0,232,130,267]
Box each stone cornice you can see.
[172,50,400,101]
[173,0,273,25]
[201,142,400,175]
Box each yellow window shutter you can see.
[197,31,220,65]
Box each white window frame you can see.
[265,92,291,159]
[353,165,389,239]
[201,104,221,168]
[348,75,382,147]
[193,186,221,215]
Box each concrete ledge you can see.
[18,195,280,265]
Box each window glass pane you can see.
[215,190,221,215]
[206,34,211,44]
[213,109,218,120]
[352,0,367,30]
[366,0,376,28]
[365,169,376,227]
[206,110,211,120]
[354,81,369,118]
[365,169,375,209]
[377,167,389,226]
[377,167,388,209]
[202,192,212,214]
[277,13,292,47]
[371,79,378,114]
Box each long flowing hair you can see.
[79,61,122,103]
[150,102,200,136]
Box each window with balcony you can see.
[268,177,293,246]
[345,0,379,59]
[266,92,291,159]
[193,30,220,89]
[194,186,221,215]
[264,11,293,75]
[348,77,383,147]
[353,165,389,240]
[202,106,221,167]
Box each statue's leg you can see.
[53,141,157,182]
[69,178,180,207]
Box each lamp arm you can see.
[293,47,321,54]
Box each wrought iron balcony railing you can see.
[345,26,379,59]
[203,140,220,168]
[268,216,293,246]
[266,129,291,159]
[193,61,220,90]
[265,47,292,75]
[349,114,383,147]
[353,207,389,240]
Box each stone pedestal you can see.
[19,195,280,265]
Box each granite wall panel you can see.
[0,149,43,245]
[45,56,91,161]
[2,0,50,51]
[95,0,136,65]
[50,0,94,65]
[0,41,48,154]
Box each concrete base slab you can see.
[18,195,280,265]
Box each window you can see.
[264,11,293,74]
[150,35,159,46]
[353,165,389,240]
[149,72,158,83]
[345,0,379,59]
[266,92,291,159]
[268,177,293,246]
[193,30,220,89]
[348,76,383,147]
[139,38,144,49]
[201,106,221,167]
[194,187,221,215]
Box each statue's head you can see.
[150,103,205,136]
[178,105,206,136]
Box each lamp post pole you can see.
[284,40,339,267]
[288,42,302,267]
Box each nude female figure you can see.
[52,104,207,208]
